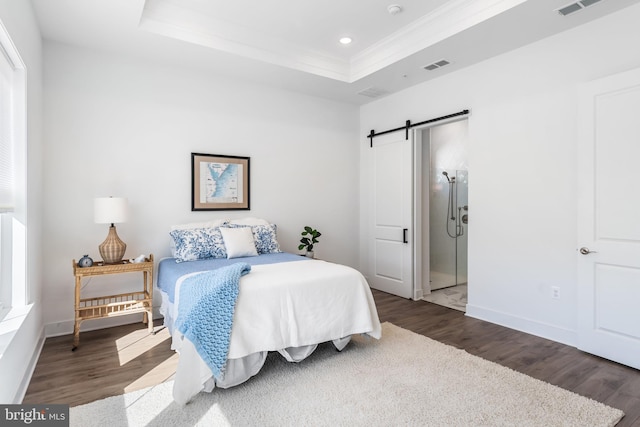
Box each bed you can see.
[158,220,381,405]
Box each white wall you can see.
[42,42,359,334]
[360,3,640,346]
[0,0,44,403]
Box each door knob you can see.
[579,247,597,255]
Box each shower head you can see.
[442,171,451,183]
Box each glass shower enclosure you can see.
[429,169,468,290]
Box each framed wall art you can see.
[191,153,250,211]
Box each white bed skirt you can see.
[161,291,352,405]
[172,324,351,405]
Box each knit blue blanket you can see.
[175,262,251,379]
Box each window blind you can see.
[0,43,14,213]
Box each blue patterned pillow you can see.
[223,224,282,254]
[252,224,282,254]
[169,227,227,263]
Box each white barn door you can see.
[368,133,413,299]
[577,68,640,369]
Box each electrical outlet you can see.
[551,286,560,299]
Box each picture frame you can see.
[191,153,250,211]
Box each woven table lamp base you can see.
[99,225,127,264]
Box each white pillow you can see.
[220,226,258,259]
[228,217,270,226]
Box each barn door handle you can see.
[403,228,408,244]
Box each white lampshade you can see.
[94,197,128,224]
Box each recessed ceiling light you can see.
[388,4,402,15]
[339,37,352,45]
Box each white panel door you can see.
[577,68,640,369]
[369,133,413,299]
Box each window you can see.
[0,20,26,314]
[0,43,14,214]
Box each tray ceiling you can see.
[31,0,640,104]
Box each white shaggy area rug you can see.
[71,323,624,426]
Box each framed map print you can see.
[191,153,250,211]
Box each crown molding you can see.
[140,0,351,82]
[140,0,526,83]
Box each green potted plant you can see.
[298,226,321,258]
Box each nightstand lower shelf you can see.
[77,291,152,320]
[72,255,154,351]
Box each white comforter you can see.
[162,259,381,404]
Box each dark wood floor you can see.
[24,290,640,426]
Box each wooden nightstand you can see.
[71,254,154,351]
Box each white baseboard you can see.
[15,327,45,403]
[465,303,577,347]
[45,307,164,338]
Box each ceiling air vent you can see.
[557,0,602,16]
[357,87,388,98]
[423,59,450,71]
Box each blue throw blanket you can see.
[157,252,309,303]
[175,262,251,379]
